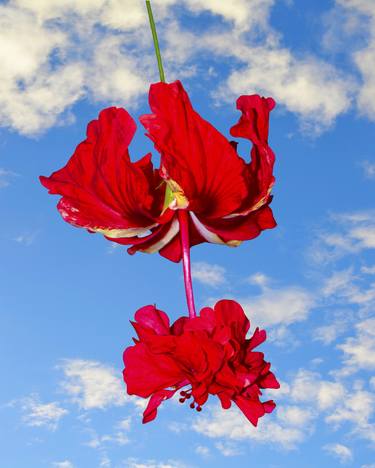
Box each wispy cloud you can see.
[309,211,375,264]
[325,388,375,444]
[17,394,68,431]
[321,268,375,312]
[13,230,39,246]
[323,0,375,120]
[314,317,349,345]
[194,445,210,458]
[241,284,315,329]
[124,458,190,468]
[191,262,226,287]
[52,462,74,468]
[336,318,375,376]
[59,359,126,410]
[323,443,353,464]
[85,417,132,449]
[0,168,17,188]
[361,160,375,180]
[215,441,243,457]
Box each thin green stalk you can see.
[145,0,166,82]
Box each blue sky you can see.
[1,0,375,467]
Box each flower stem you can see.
[178,210,197,319]
[145,2,195,317]
[145,0,166,83]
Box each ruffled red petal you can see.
[142,388,180,423]
[213,299,250,341]
[123,343,184,397]
[198,205,276,243]
[247,327,267,351]
[40,107,162,234]
[230,94,276,213]
[234,395,266,426]
[140,81,248,218]
[134,305,170,335]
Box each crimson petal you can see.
[123,343,184,397]
[40,107,162,238]
[140,81,248,218]
[142,388,179,424]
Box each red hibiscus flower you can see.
[123,299,279,425]
[40,81,276,262]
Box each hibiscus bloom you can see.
[123,299,279,424]
[40,81,276,262]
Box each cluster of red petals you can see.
[40,81,276,262]
[123,299,279,425]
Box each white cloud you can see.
[222,44,353,132]
[191,262,226,287]
[88,35,148,105]
[324,1,375,120]
[324,443,353,464]
[0,0,149,135]
[321,268,375,310]
[240,285,315,328]
[322,268,355,297]
[276,406,315,427]
[60,359,126,410]
[337,318,375,375]
[352,25,375,119]
[0,3,84,134]
[13,231,39,246]
[19,394,68,430]
[99,455,111,468]
[361,264,375,274]
[325,388,374,432]
[0,0,359,135]
[310,211,375,263]
[215,441,242,457]
[281,370,375,446]
[288,370,346,411]
[117,417,131,431]
[86,417,132,449]
[195,445,210,457]
[314,319,349,345]
[193,404,308,450]
[248,272,270,288]
[124,459,189,468]
[164,14,353,132]
[168,421,190,434]
[52,462,74,468]
[361,160,375,179]
[0,168,17,188]
[184,0,273,32]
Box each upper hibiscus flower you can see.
[123,299,280,425]
[40,81,276,262]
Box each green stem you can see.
[145,0,166,82]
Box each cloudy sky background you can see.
[0,0,375,467]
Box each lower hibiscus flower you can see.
[123,299,279,425]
